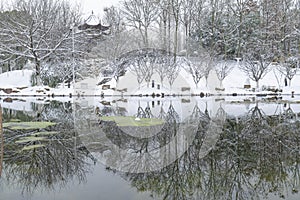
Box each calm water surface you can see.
[1,97,300,200]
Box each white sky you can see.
[76,0,120,17]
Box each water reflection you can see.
[1,101,93,194]
[90,99,300,200]
[0,98,300,199]
[76,97,225,173]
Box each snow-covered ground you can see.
[1,70,300,120]
[0,69,32,89]
[0,67,295,122]
[0,70,73,97]
[1,63,300,98]
[222,64,300,95]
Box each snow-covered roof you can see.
[85,11,100,26]
[78,11,110,32]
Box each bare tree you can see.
[157,0,169,50]
[155,57,170,87]
[122,0,159,48]
[167,59,180,90]
[129,59,146,89]
[185,51,212,88]
[278,57,299,86]
[185,57,205,88]
[90,31,140,61]
[215,60,233,88]
[140,55,156,88]
[203,59,213,88]
[103,6,125,35]
[171,0,182,56]
[239,53,272,91]
[180,0,196,56]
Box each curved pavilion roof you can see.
[78,11,109,31]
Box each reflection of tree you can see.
[2,101,92,194]
[115,105,128,116]
[158,102,166,119]
[3,130,91,193]
[134,101,153,119]
[108,103,300,200]
[144,103,153,118]
[242,105,270,136]
[165,103,179,124]
[99,100,203,173]
[135,102,153,119]
[283,103,296,121]
[33,101,74,126]
[191,104,210,148]
[2,108,34,122]
[100,106,114,116]
[102,103,181,153]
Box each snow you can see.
[1,61,300,99]
[0,69,33,89]
[84,13,100,26]
[1,66,300,119]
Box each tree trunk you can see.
[256,80,259,92]
[185,24,189,57]
[173,14,179,61]
[145,27,149,48]
[35,60,42,86]
[36,75,42,86]
[237,13,243,57]
[163,11,167,50]
[167,0,171,53]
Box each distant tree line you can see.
[101,0,299,59]
[98,0,299,90]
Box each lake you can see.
[1,95,300,200]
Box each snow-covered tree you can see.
[155,56,170,87]
[180,0,196,54]
[129,60,145,89]
[0,0,81,85]
[103,6,125,35]
[185,57,205,88]
[215,60,233,88]
[122,0,159,48]
[140,55,156,87]
[167,60,180,90]
[240,53,272,91]
[157,0,170,51]
[278,57,299,86]
[203,59,213,87]
[129,56,156,89]
[90,31,140,61]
